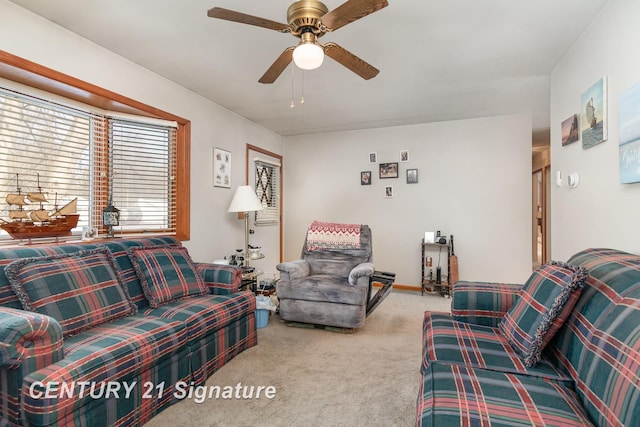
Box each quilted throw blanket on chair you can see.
[306,220,362,251]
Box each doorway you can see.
[245,144,283,275]
[532,138,550,269]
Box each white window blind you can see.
[0,88,97,237]
[0,86,177,240]
[254,159,279,225]
[108,119,177,233]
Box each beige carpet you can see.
[145,290,451,427]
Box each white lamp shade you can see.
[293,43,324,70]
[228,185,264,212]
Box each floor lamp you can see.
[228,185,263,268]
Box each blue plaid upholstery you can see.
[422,312,571,383]
[417,362,593,427]
[451,281,522,327]
[195,263,242,295]
[0,307,65,426]
[6,248,135,337]
[22,315,188,426]
[0,237,256,427]
[419,248,640,427]
[129,246,208,308]
[144,292,256,383]
[499,261,587,367]
[550,248,640,427]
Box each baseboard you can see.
[372,282,421,292]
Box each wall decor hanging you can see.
[406,169,418,184]
[368,152,378,164]
[379,162,398,179]
[618,80,640,184]
[561,114,580,146]
[360,171,372,185]
[400,150,410,162]
[581,77,608,149]
[213,147,231,188]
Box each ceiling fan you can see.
[207,0,389,84]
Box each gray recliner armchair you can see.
[276,221,374,329]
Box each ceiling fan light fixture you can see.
[293,31,324,70]
[293,43,324,70]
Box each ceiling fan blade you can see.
[259,47,295,84]
[324,43,379,80]
[320,0,388,32]
[207,7,291,33]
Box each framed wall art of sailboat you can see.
[581,77,608,149]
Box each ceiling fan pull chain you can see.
[290,62,296,109]
[300,70,305,105]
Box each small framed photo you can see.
[406,168,418,184]
[379,162,398,179]
[213,147,231,188]
[368,152,378,164]
[384,186,393,198]
[400,150,410,162]
[360,171,372,185]
[561,114,580,146]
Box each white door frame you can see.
[245,143,283,263]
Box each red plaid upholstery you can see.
[422,312,571,382]
[22,315,187,426]
[6,248,135,337]
[499,261,587,367]
[417,362,593,426]
[129,246,208,308]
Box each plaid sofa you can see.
[0,237,257,427]
[417,248,640,426]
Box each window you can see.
[107,118,177,232]
[0,86,177,240]
[254,158,280,225]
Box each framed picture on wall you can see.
[360,171,372,185]
[368,152,378,164]
[384,186,393,198]
[618,80,640,183]
[406,168,418,184]
[379,162,398,179]
[581,76,608,149]
[561,114,580,146]
[400,150,410,162]
[213,147,231,188]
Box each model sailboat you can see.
[1,174,79,241]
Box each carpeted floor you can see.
[145,290,451,427]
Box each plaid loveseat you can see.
[417,248,640,426]
[0,237,257,427]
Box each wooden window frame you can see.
[0,50,190,240]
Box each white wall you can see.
[550,0,640,260]
[0,1,284,264]
[284,114,533,286]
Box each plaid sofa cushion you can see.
[143,292,256,343]
[129,246,208,308]
[451,281,522,327]
[416,362,594,427]
[499,261,587,367]
[22,314,187,425]
[422,312,571,382]
[551,248,640,427]
[195,263,242,295]
[5,248,135,337]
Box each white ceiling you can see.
[10,0,609,137]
